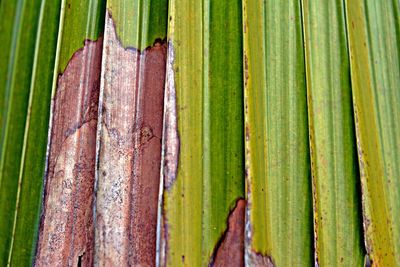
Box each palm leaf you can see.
[301,0,364,265]
[0,0,42,264]
[346,0,400,265]
[158,0,245,266]
[243,0,313,266]
[94,0,168,265]
[6,0,62,265]
[35,0,105,265]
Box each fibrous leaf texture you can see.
[346,0,400,265]
[243,0,313,266]
[158,0,245,266]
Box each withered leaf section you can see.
[94,0,168,265]
[35,0,105,265]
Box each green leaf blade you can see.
[8,0,61,265]
[160,1,244,266]
[243,0,313,266]
[301,0,364,266]
[57,0,105,72]
[0,0,18,145]
[202,0,244,262]
[346,0,400,265]
[0,0,43,264]
[106,0,168,49]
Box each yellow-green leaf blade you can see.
[301,0,364,265]
[159,1,244,266]
[346,0,400,265]
[106,0,168,49]
[243,0,313,266]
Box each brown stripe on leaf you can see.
[35,37,103,266]
[209,199,246,267]
[94,10,166,266]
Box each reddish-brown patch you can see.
[210,199,246,267]
[35,37,103,266]
[94,10,166,266]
